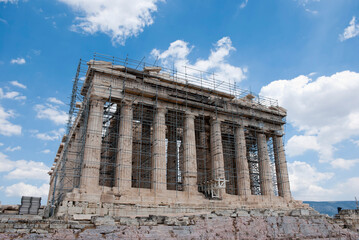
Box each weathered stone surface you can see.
[0,214,358,239]
[92,216,115,226]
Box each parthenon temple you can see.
[47,54,305,218]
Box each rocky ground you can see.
[0,209,358,239]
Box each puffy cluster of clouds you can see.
[58,0,161,45]
[260,71,359,166]
[48,97,64,105]
[260,71,359,199]
[10,81,26,89]
[32,128,65,141]
[0,88,26,101]
[288,161,334,200]
[34,103,68,125]
[10,57,26,65]
[0,105,22,136]
[151,37,247,87]
[0,92,64,202]
[0,151,49,200]
[288,161,359,201]
[339,16,359,41]
[0,152,49,181]
[5,182,49,198]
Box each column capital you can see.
[121,98,133,106]
[209,116,221,125]
[90,95,105,103]
[237,124,246,132]
[273,130,285,137]
[234,118,245,127]
[185,111,196,119]
[156,105,167,115]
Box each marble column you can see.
[48,173,55,205]
[151,106,167,191]
[235,125,251,196]
[257,133,274,196]
[64,135,76,191]
[273,135,291,199]
[73,123,84,188]
[210,118,225,197]
[80,97,104,192]
[115,100,133,191]
[183,112,197,192]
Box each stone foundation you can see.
[52,188,308,220]
[1,209,358,239]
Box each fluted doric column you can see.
[80,97,104,192]
[235,125,251,196]
[257,132,274,196]
[151,106,167,191]
[273,135,291,199]
[115,99,133,191]
[183,112,197,193]
[210,118,225,197]
[64,134,76,191]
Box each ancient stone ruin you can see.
[1,54,359,239]
[47,54,305,219]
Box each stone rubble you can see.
[0,209,358,239]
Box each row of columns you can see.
[79,97,291,199]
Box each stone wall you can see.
[1,209,358,239]
[333,209,359,233]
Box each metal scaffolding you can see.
[48,53,289,213]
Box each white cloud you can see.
[10,81,26,89]
[288,161,359,201]
[58,0,161,45]
[339,16,359,41]
[0,88,26,101]
[10,58,26,65]
[351,139,359,147]
[0,152,14,172]
[240,0,248,9]
[0,151,49,180]
[330,158,359,170]
[286,135,320,157]
[297,0,320,7]
[34,103,68,125]
[48,97,64,105]
[288,161,335,201]
[260,71,359,168]
[0,105,22,136]
[297,0,320,14]
[151,37,247,87]
[5,146,21,152]
[305,8,318,14]
[0,0,18,3]
[34,128,65,141]
[0,142,3,146]
[41,149,51,154]
[5,183,49,198]
[6,161,49,180]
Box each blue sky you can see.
[0,0,359,204]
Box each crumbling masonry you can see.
[47,54,305,219]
